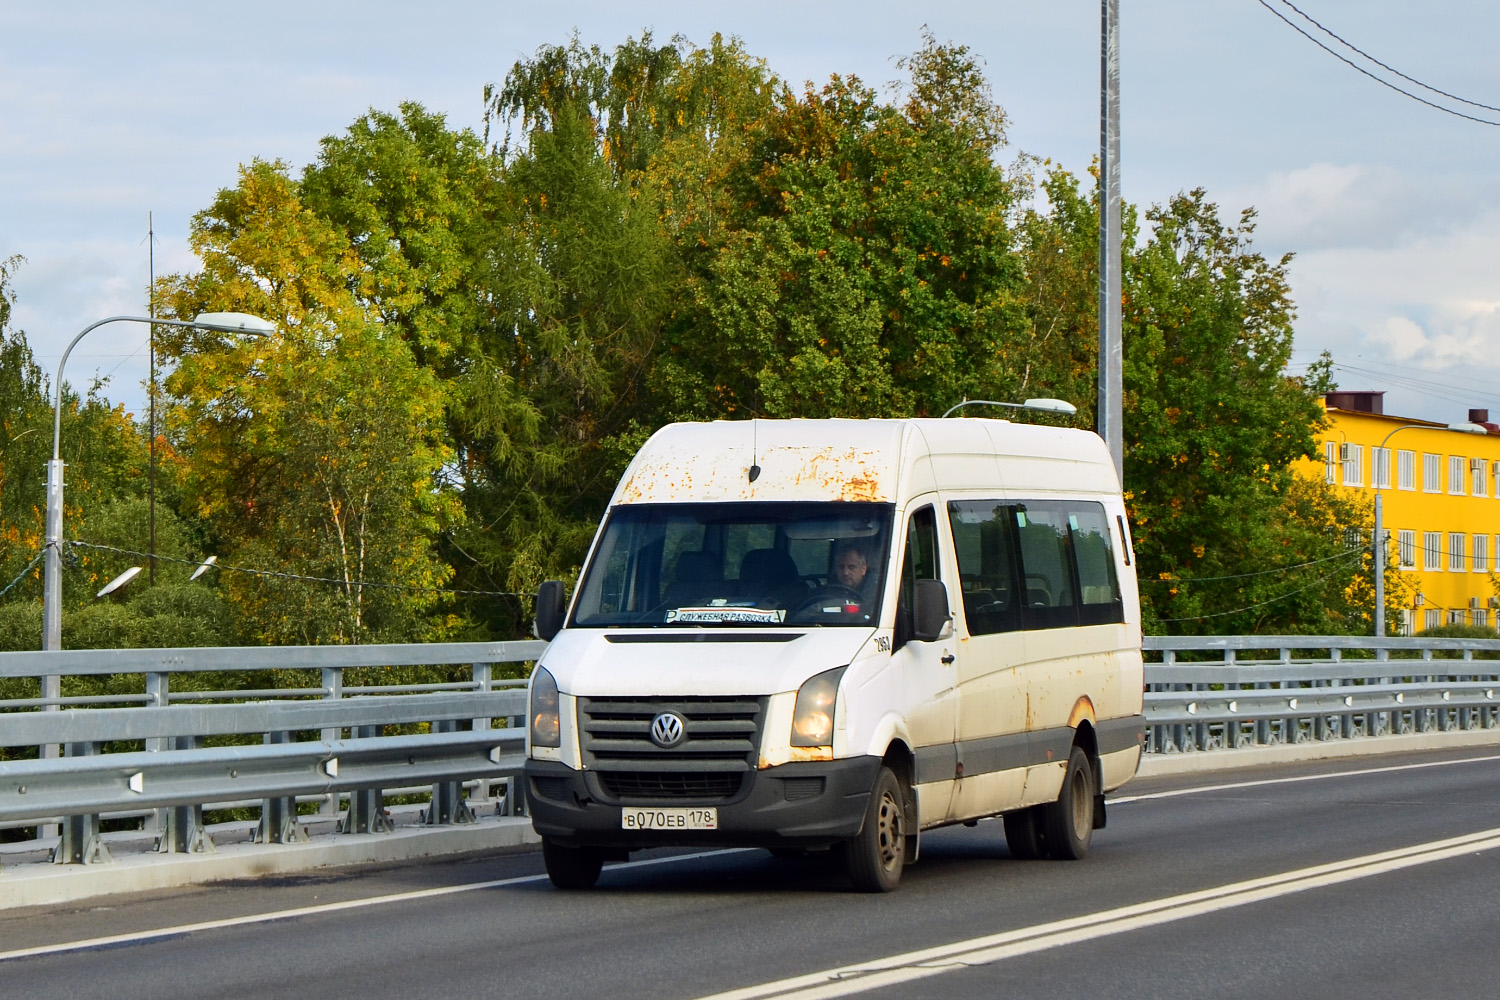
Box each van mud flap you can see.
[904,785,921,864]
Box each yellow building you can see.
[1306,391,1500,634]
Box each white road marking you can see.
[689,826,1500,1000]
[0,848,752,964]
[1110,751,1500,804]
[7,752,1497,966]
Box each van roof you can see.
[611,418,1119,506]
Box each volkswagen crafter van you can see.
[524,417,1145,891]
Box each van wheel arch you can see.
[1072,720,1103,788]
[1070,721,1106,833]
[879,742,919,863]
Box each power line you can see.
[1153,560,1358,623]
[1255,0,1500,127]
[1324,362,1500,407]
[1276,0,1500,114]
[0,550,43,599]
[1148,545,1365,586]
[67,541,530,601]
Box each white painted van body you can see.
[525,418,1145,878]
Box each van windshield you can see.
[572,502,895,628]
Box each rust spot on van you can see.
[790,447,887,500]
[1067,696,1097,730]
[781,745,834,764]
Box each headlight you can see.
[530,666,561,748]
[791,667,845,747]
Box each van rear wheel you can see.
[842,766,906,892]
[542,838,604,889]
[1040,746,1095,860]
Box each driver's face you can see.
[834,549,867,588]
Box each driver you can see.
[832,541,876,604]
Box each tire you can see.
[1002,805,1048,860]
[842,766,907,892]
[542,837,604,889]
[1041,746,1096,860]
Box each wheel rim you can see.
[875,788,904,871]
[1069,766,1091,834]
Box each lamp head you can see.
[191,312,275,336]
[1021,398,1078,415]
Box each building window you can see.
[1450,609,1468,626]
[1475,534,1490,573]
[1424,453,1442,492]
[1398,450,1416,491]
[1450,455,1466,495]
[1400,609,1414,636]
[1449,532,1466,571]
[1426,609,1441,631]
[1398,530,1416,570]
[1475,459,1489,497]
[1425,532,1443,571]
[1372,447,1392,489]
[1324,442,1337,484]
[1476,609,1491,629]
[1343,445,1363,487]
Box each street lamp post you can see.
[1370,421,1489,637]
[41,311,273,660]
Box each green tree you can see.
[159,161,459,644]
[656,36,1028,421]
[1021,174,1368,633]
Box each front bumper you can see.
[524,756,883,850]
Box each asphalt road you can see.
[3,747,1499,1000]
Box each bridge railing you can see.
[1143,635,1500,754]
[5,635,1499,866]
[0,641,545,864]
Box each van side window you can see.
[947,501,1022,635]
[1070,504,1125,625]
[1014,504,1078,629]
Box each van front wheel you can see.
[1041,746,1095,860]
[542,838,604,889]
[842,766,907,892]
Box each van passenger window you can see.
[1069,505,1125,625]
[1014,504,1078,629]
[947,501,1022,635]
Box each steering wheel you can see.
[790,585,867,619]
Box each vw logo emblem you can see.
[650,712,687,749]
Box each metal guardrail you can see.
[0,641,546,865]
[1142,635,1500,754]
[4,635,1497,868]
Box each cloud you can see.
[1286,206,1500,421]
[1229,162,1477,254]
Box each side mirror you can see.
[912,579,951,642]
[534,580,567,641]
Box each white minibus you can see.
[525,416,1145,891]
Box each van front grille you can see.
[578,696,766,772]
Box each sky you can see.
[1,1,1497,426]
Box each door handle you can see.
[940,653,955,665]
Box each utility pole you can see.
[148,212,157,585]
[1098,0,1123,480]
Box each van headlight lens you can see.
[791,667,845,747]
[530,667,561,748]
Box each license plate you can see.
[621,807,718,831]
